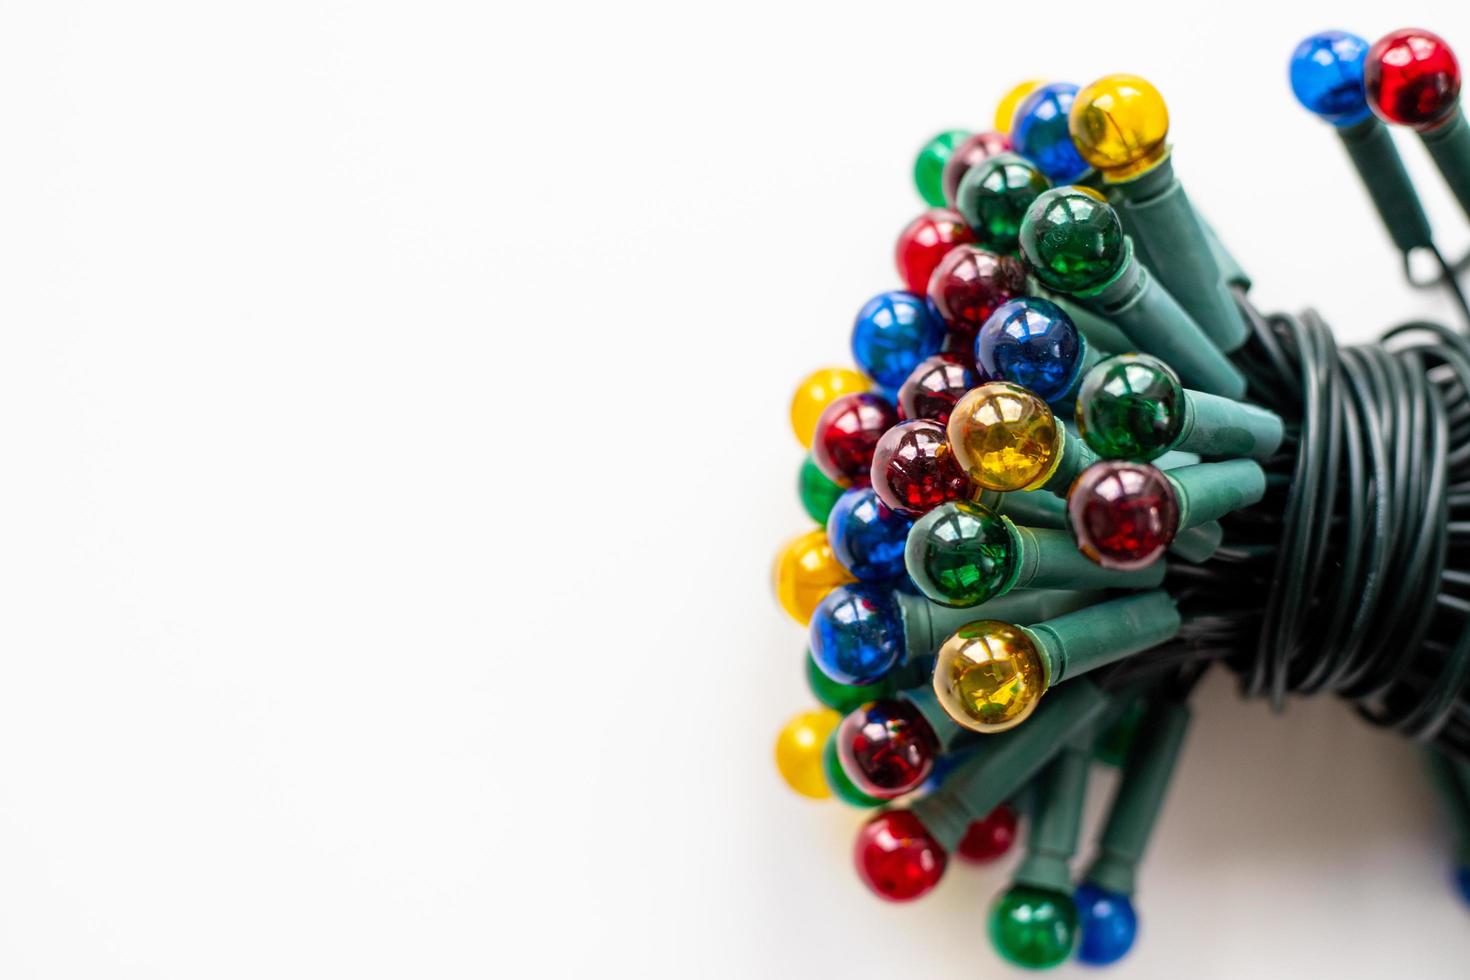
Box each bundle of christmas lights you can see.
[772,28,1470,969]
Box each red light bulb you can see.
[941,131,1011,208]
[812,392,899,487]
[854,809,948,902]
[926,246,1028,353]
[1366,28,1462,130]
[897,354,977,424]
[1067,461,1180,570]
[836,698,939,798]
[895,209,975,295]
[956,804,1019,863]
[870,418,974,516]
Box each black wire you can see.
[1170,298,1470,760]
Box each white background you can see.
[1,0,1468,977]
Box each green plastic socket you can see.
[1039,427,1099,495]
[1008,524,1166,596]
[1044,294,1135,354]
[1084,698,1191,896]
[1014,739,1092,895]
[978,486,1067,530]
[911,679,1114,851]
[1023,590,1181,686]
[1421,107,1470,223]
[1195,211,1251,292]
[1168,520,1224,564]
[1107,156,1248,352]
[1166,460,1268,530]
[1074,238,1247,400]
[1338,115,1435,255]
[894,588,1101,661]
[1174,389,1284,461]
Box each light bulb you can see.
[1070,74,1170,179]
[933,620,1047,734]
[946,381,1064,491]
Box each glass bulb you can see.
[798,454,846,525]
[926,246,1028,353]
[1075,883,1139,965]
[836,698,939,798]
[854,809,948,901]
[808,583,906,686]
[895,209,974,295]
[955,152,1051,256]
[933,620,1047,733]
[1019,186,1125,294]
[915,130,970,207]
[812,391,899,487]
[897,353,976,424]
[1070,74,1170,179]
[1012,82,1091,184]
[906,500,1018,608]
[940,131,1012,209]
[947,381,1064,491]
[851,291,947,390]
[976,297,1083,402]
[996,79,1047,134]
[1067,461,1180,570]
[956,804,1019,863]
[870,418,973,517]
[1290,30,1373,126]
[989,884,1078,969]
[827,486,913,581]
[773,528,858,626]
[1365,28,1462,131]
[790,367,870,448]
[1075,352,1185,460]
[807,650,890,715]
[774,708,840,799]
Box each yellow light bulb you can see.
[946,382,1063,492]
[790,367,870,448]
[774,707,840,799]
[995,79,1047,135]
[772,528,857,625]
[1069,74,1170,180]
[933,622,1047,733]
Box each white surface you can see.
[1,1,1469,977]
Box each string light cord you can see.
[1162,294,1470,759]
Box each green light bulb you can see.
[798,454,845,524]
[905,500,1018,607]
[955,152,1051,255]
[915,130,969,208]
[989,884,1078,969]
[1019,187,1125,293]
[1076,353,1186,460]
[806,651,888,714]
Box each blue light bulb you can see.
[1012,82,1090,184]
[809,584,904,686]
[1457,866,1470,906]
[1075,883,1138,966]
[1289,30,1372,127]
[851,291,946,389]
[827,487,913,581]
[975,297,1082,402]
